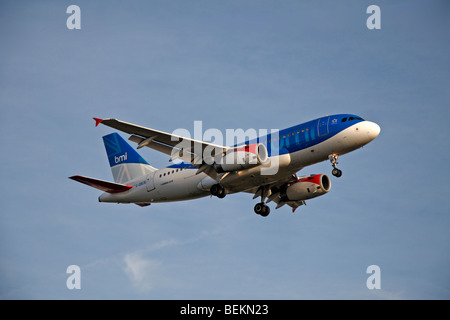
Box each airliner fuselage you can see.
[71,114,380,216]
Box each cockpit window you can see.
[342,116,364,123]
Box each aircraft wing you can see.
[94,118,226,179]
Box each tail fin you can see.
[103,133,157,184]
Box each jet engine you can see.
[280,174,331,201]
[214,143,268,172]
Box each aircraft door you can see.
[146,173,155,192]
[318,116,330,137]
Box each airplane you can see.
[69,114,380,217]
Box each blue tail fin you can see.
[103,133,157,183]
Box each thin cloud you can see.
[123,252,162,292]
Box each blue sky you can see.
[1,0,449,299]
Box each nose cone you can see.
[365,121,381,141]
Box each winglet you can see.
[93,118,104,127]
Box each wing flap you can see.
[128,134,174,156]
[69,175,132,194]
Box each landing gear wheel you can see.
[332,168,342,177]
[254,203,270,217]
[210,184,226,198]
[217,187,226,198]
[210,184,220,196]
[260,205,270,217]
[254,203,264,214]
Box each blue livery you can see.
[103,133,150,167]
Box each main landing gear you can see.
[211,183,271,217]
[254,186,270,217]
[210,184,226,198]
[329,154,343,177]
[254,202,270,217]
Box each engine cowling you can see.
[214,143,268,172]
[281,174,331,201]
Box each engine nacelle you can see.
[281,174,331,201]
[214,143,268,172]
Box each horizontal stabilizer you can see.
[69,175,132,194]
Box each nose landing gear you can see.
[332,168,342,177]
[329,154,343,177]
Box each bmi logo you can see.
[115,152,128,164]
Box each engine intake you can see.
[281,174,331,202]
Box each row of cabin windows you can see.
[231,131,314,151]
[159,167,189,178]
[268,127,312,144]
